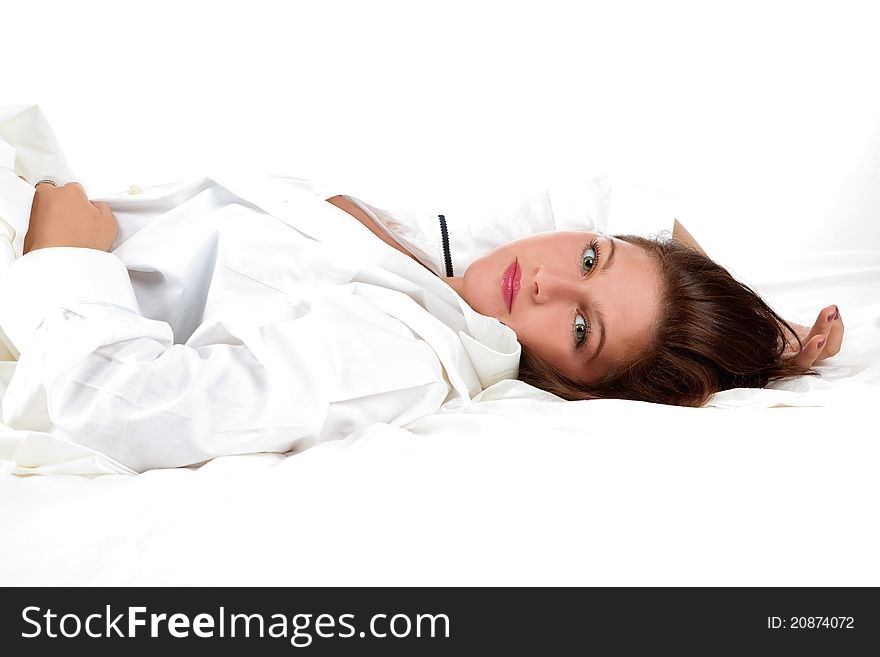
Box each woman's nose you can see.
[533,266,578,304]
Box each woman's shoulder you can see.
[325,195,424,264]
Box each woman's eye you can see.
[581,246,597,273]
[574,314,588,345]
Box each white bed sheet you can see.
[1,244,878,586]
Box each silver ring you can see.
[35,178,58,188]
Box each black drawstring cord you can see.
[438,214,453,277]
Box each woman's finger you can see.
[816,306,844,360]
[795,333,828,370]
[804,304,837,343]
[61,181,89,200]
[801,305,837,346]
[91,200,119,248]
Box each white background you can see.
[3,0,879,269]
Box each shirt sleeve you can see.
[0,247,449,473]
[0,248,141,356]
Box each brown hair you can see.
[517,234,816,407]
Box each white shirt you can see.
[0,104,675,473]
[0,169,532,472]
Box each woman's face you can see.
[454,232,663,384]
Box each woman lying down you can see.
[0,176,844,472]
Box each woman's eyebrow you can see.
[587,302,607,364]
[583,239,614,364]
[603,237,616,272]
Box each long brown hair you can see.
[517,235,816,406]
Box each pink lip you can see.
[502,259,521,312]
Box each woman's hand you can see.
[23,182,118,255]
[784,304,844,369]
